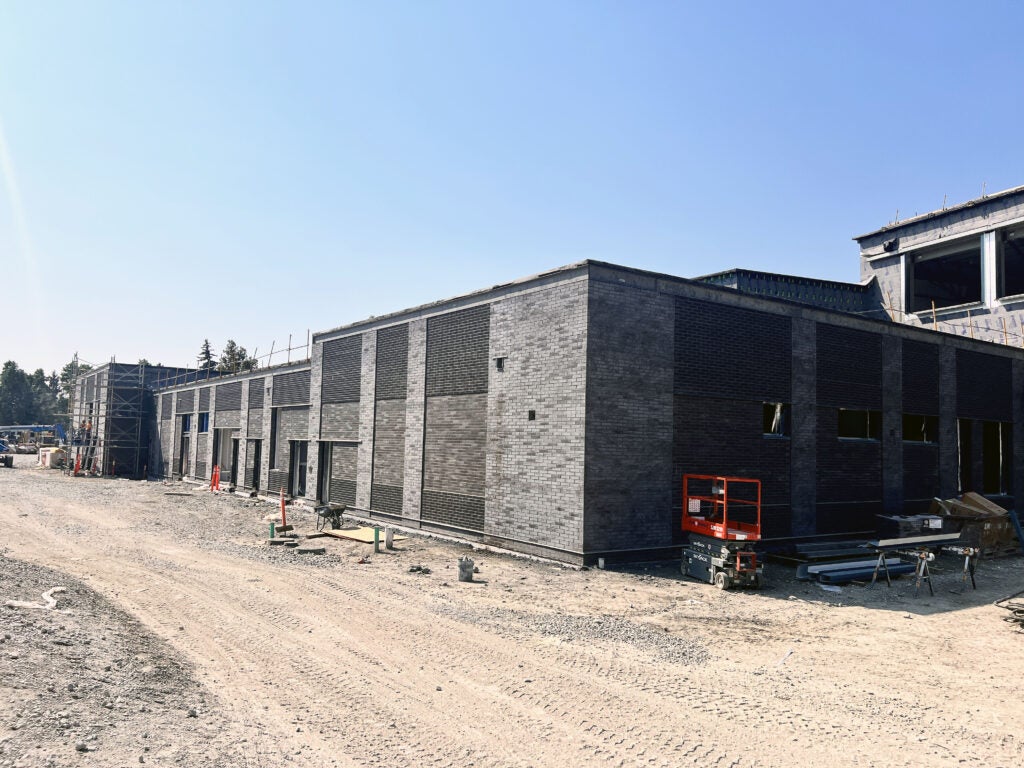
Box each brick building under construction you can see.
[143,257,1024,564]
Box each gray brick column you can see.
[207,387,217,476]
[237,376,249,484]
[307,342,324,502]
[260,378,272,493]
[170,392,180,477]
[881,335,903,512]
[403,319,426,520]
[356,332,377,509]
[938,346,958,498]
[790,317,817,536]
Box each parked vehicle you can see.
[0,440,14,468]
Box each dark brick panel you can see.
[86,375,96,402]
[957,350,1011,420]
[176,390,195,413]
[672,395,792,539]
[268,469,288,494]
[903,443,940,507]
[329,478,357,506]
[816,324,882,408]
[248,378,264,410]
[160,395,172,420]
[375,324,409,401]
[674,296,791,401]
[902,339,940,414]
[272,370,311,406]
[199,387,211,411]
[321,336,362,404]
[215,381,242,411]
[426,305,490,397]
[815,501,880,535]
[371,484,404,516]
[816,407,882,502]
[421,490,485,532]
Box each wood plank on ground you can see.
[321,527,407,544]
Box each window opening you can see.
[902,414,938,443]
[838,409,881,440]
[181,414,191,432]
[958,418,973,493]
[762,402,791,437]
[982,421,1012,495]
[198,412,209,433]
[907,237,982,312]
[998,228,1024,298]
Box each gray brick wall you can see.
[215,410,241,430]
[321,402,360,440]
[356,332,377,509]
[371,399,406,515]
[485,280,587,553]
[423,394,487,496]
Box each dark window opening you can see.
[838,409,881,440]
[982,421,1012,495]
[528,410,536,421]
[909,240,982,312]
[290,440,308,497]
[495,357,505,372]
[198,412,209,433]
[181,414,191,433]
[902,413,938,443]
[763,402,791,437]
[958,418,973,493]
[999,229,1024,298]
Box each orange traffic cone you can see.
[280,487,288,529]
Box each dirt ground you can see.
[1,455,1022,768]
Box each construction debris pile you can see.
[929,492,1021,558]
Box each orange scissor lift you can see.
[681,474,764,590]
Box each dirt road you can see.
[2,456,1023,767]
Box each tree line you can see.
[0,339,257,427]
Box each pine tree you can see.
[197,339,217,370]
[217,340,258,373]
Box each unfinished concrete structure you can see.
[69,362,195,478]
[858,184,1024,346]
[147,261,1024,564]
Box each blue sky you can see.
[2,1,1023,374]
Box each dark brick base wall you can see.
[371,483,403,515]
[329,478,357,506]
[421,489,485,531]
